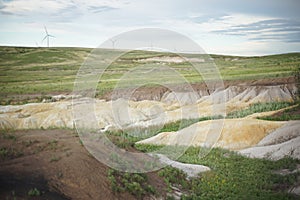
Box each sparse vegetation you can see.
[22,139,39,147]
[107,169,156,198]
[1,132,17,141]
[47,139,58,150]
[0,146,23,159]
[50,155,61,162]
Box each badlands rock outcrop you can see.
[239,121,300,160]
[0,82,299,160]
[136,119,285,150]
[0,84,296,131]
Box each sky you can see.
[0,0,299,56]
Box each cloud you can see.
[0,0,128,16]
[188,13,230,24]
[87,5,116,13]
[211,18,300,43]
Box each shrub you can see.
[107,169,156,198]
[28,188,41,196]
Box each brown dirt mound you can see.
[0,129,166,200]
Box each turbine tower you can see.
[110,39,117,49]
[42,26,55,48]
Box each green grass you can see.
[258,103,300,121]
[1,132,17,141]
[1,46,299,104]
[134,145,300,199]
[260,114,300,121]
[49,155,61,162]
[227,101,295,118]
[28,188,41,196]
[0,146,23,159]
[108,169,156,198]
[159,115,224,133]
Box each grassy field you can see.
[1,46,299,104]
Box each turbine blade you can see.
[48,35,55,38]
[42,35,48,42]
[44,26,48,35]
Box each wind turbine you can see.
[110,39,117,49]
[42,26,55,48]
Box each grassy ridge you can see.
[258,103,300,121]
[227,101,295,118]
[1,46,299,104]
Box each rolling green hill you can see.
[0,46,299,104]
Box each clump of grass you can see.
[105,131,138,149]
[0,147,9,157]
[1,132,17,141]
[227,101,294,118]
[22,139,39,147]
[0,147,23,159]
[158,166,190,192]
[50,155,61,162]
[28,188,41,196]
[107,169,156,198]
[47,139,58,150]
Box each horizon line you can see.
[1,44,300,57]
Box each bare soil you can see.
[102,76,296,101]
[0,129,166,200]
[3,76,296,105]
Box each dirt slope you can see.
[0,129,165,199]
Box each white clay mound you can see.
[136,119,285,150]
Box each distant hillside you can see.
[0,46,299,104]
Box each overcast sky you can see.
[0,0,299,55]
